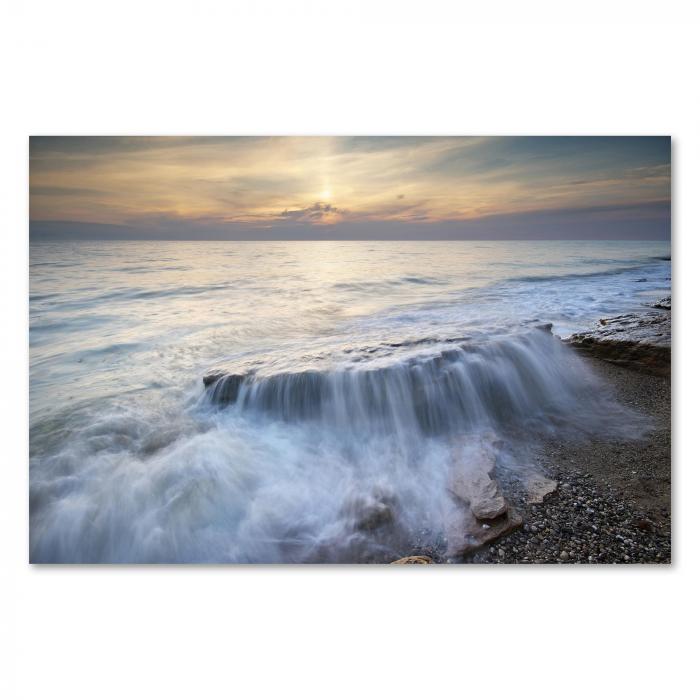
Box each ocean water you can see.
[29,240,671,563]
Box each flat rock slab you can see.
[445,434,521,557]
[445,504,523,559]
[450,471,507,520]
[448,436,507,520]
[567,300,670,375]
[525,474,558,504]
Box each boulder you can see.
[356,501,394,531]
[451,470,507,520]
[448,435,507,520]
[445,434,522,558]
[342,490,396,532]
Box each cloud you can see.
[278,202,346,223]
[28,136,671,235]
[30,199,670,241]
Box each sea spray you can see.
[29,240,669,563]
[204,329,640,440]
[30,330,646,563]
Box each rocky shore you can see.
[393,299,672,565]
[204,297,671,566]
[566,298,671,375]
[472,307,671,564]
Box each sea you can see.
[28,239,671,562]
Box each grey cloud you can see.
[30,199,670,242]
[278,202,345,223]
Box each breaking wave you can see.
[204,329,640,440]
[29,240,668,564]
[29,330,645,564]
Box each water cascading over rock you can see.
[199,328,640,560]
[203,329,625,439]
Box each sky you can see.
[29,136,671,240]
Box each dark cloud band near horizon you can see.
[30,199,671,241]
[29,136,671,241]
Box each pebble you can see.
[467,459,671,565]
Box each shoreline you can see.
[466,356,671,564]
[395,301,672,565]
[203,299,672,565]
[466,298,672,564]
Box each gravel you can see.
[467,356,671,565]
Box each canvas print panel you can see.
[29,136,671,563]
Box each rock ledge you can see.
[566,298,670,375]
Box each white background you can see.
[1,2,698,699]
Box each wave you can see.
[332,275,446,292]
[29,331,648,564]
[203,329,641,440]
[400,275,446,285]
[508,263,660,285]
[42,283,235,311]
[113,265,190,274]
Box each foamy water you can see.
[29,240,671,562]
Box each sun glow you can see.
[29,136,672,232]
